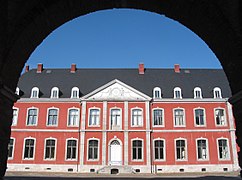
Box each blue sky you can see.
[27,9,222,69]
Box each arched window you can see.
[175,139,186,160]
[66,139,77,160]
[174,87,182,99]
[217,139,230,160]
[88,139,99,160]
[51,87,59,98]
[196,139,209,160]
[44,138,56,160]
[68,108,79,126]
[153,87,161,99]
[23,138,35,159]
[194,87,202,99]
[31,87,39,98]
[213,87,222,98]
[194,108,206,126]
[71,87,79,98]
[131,108,143,126]
[132,139,143,160]
[154,139,165,160]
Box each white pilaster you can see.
[102,101,107,165]
[146,101,151,169]
[80,101,86,166]
[227,101,239,170]
[124,101,129,165]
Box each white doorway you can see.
[109,140,122,165]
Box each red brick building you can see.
[7,63,239,174]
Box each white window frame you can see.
[87,138,100,161]
[174,87,182,99]
[194,87,202,99]
[131,138,144,161]
[88,108,101,127]
[153,138,166,161]
[65,138,78,161]
[213,87,222,98]
[22,137,36,160]
[152,108,164,127]
[44,138,57,160]
[26,107,38,126]
[217,138,230,161]
[50,87,59,98]
[12,107,19,126]
[214,108,227,126]
[173,108,186,127]
[131,108,143,127]
[194,108,206,127]
[174,138,187,161]
[46,107,59,126]
[71,87,79,98]
[30,87,39,98]
[196,138,209,161]
[8,137,15,160]
[67,107,80,127]
[15,87,20,95]
[109,108,122,130]
[153,87,162,99]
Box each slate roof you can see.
[17,68,232,99]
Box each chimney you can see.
[25,65,29,72]
[37,63,43,73]
[174,64,180,73]
[70,64,76,73]
[139,63,145,75]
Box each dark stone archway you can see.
[1,0,242,177]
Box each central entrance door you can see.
[110,140,122,165]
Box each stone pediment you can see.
[83,79,151,101]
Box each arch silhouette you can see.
[1,1,242,177]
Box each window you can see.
[110,109,121,129]
[71,87,79,98]
[51,87,59,98]
[154,140,165,160]
[174,109,185,126]
[68,109,79,126]
[215,109,226,126]
[8,138,14,159]
[66,139,77,160]
[132,140,143,160]
[89,109,100,126]
[45,139,56,159]
[176,139,186,160]
[194,87,202,98]
[15,87,20,95]
[214,87,222,98]
[88,139,98,160]
[195,109,205,126]
[47,108,58,126]
[26,108,38,126]
[153,87,161,99]
[174,87,182,99]
[131,109,143,126]
[23,138,35,159]
[153,109,164,126]
[197,139,208,160]
[31,87,39,98]
[218,139,230,160]
[12,108,18,126]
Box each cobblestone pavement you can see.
[4,171,242,180]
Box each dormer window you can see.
[213,87,222,98]
[174,87,182,99]
[15,87,20,95]
[31,87,39,98]
[51,87,59,98]
[194,87,202,99]
[153,87,161,99]
[71,87,79,98]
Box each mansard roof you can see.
[17,68,231,99]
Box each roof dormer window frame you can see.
[213,87,222,99]
[194,87,202,99]
[153,87,162,99]
[71,87,79,98]
[51,87,59,98]
[31,87,39,98]
[174,87,182,99]
[15,87,20,95]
